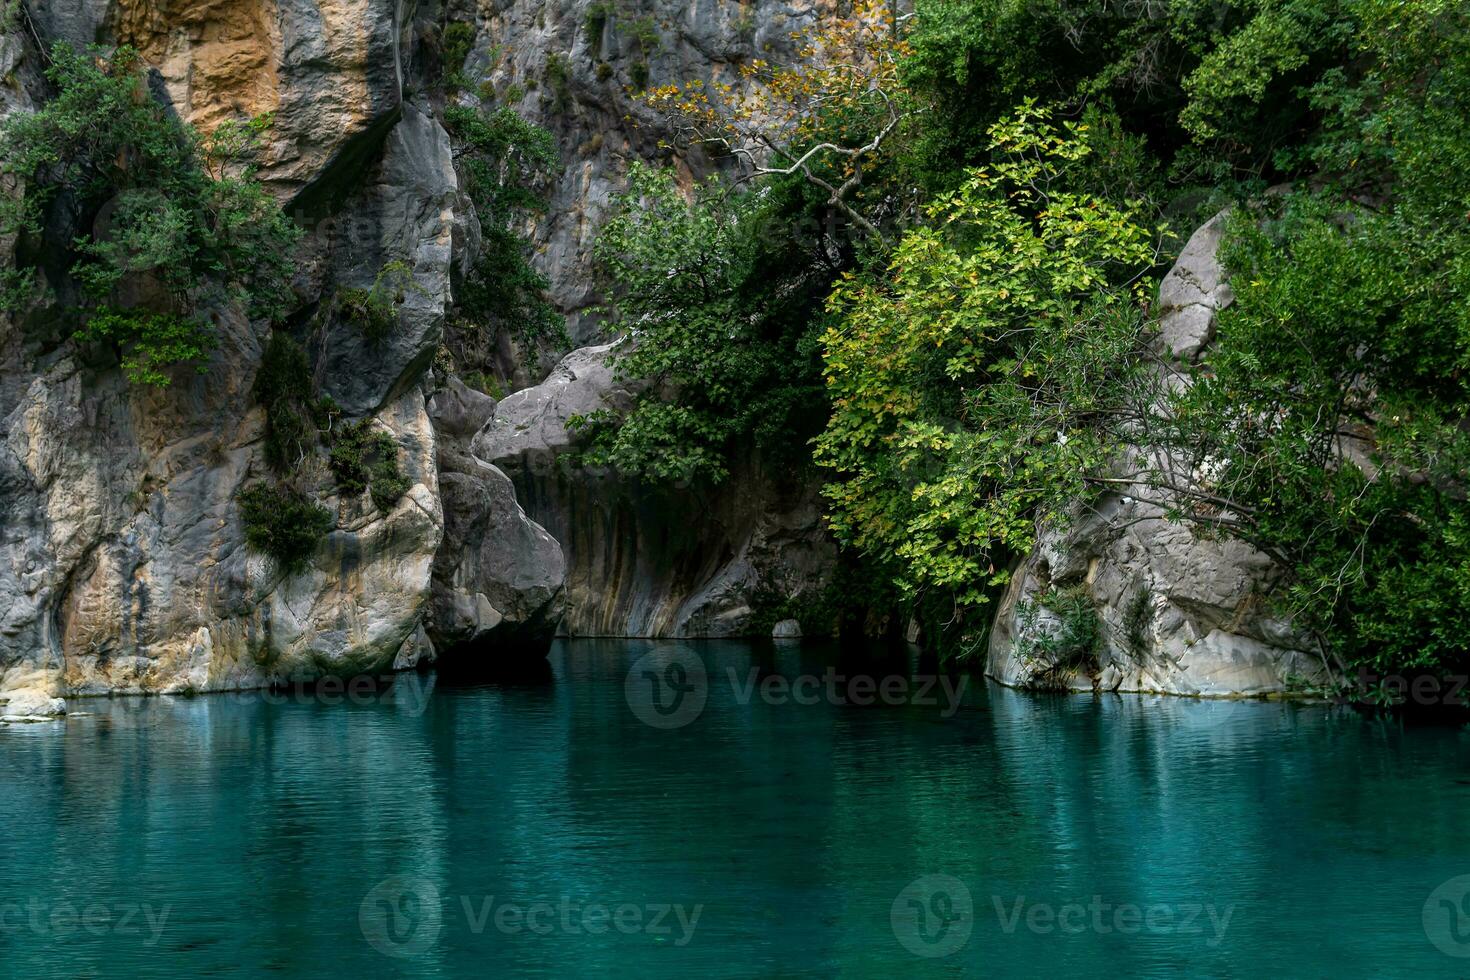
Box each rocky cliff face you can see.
[473,345,836,637]
[986,215,1325,696]
[0,0,830,706]
[3,1,474,703]
[0,3,1312,707]
[458,0,815,346]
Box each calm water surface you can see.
[3,639,1469,978]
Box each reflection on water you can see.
[2,638,1468,978]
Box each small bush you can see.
[337,260,418,343]
[545,53,572,111]
[442,22,476,82]
[253,332,317,472]
[629,60,649,90]
[596,61,614,82]
[462,371,507,400]
[628,15,660,54]
[734,5,756,40]
[78,308,214,386]
[336,288,392,340]
[584,2,613,44]
[239,482,334,574]
[328,419,409,511]
[1014,587,1102,690]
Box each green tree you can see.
[442,104,566,357]
[900,0,1360,196]
[580,163,837,484]
[815,105,1156,631]
[1141,0,1470,682]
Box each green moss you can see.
[238,482,334,574]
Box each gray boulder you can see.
[0,686,66,721]
[772,619,802,639]
[426,379,567,653]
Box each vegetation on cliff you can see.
[0,44,299,385]
[592,0,1470,684]
[443,96,566,371]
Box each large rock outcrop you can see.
[986,214,1326,696]
[0,9,449,699]
[473,345,836,637]
[0,308,443,696]
[0,0,846,705]
[109,0,406,201]
[426,378,566,653]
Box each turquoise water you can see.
[3,639,1470,977]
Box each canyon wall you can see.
[0,0,831,707]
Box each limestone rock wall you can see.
[451,0,816,346]
[473,345,836,637]
[0,2,504,699]
[0,0,830,702]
